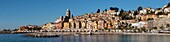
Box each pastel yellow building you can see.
[81,22,86,28]
[63,22,70,29]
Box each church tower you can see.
[66,9,71,18]
[64,9,71,22]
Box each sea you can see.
[0,34,170,42]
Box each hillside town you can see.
[17,3,170,33]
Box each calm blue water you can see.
[0,34,170,42]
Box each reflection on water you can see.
[0,34,170,42]
[61,35,170,42]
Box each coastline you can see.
[23,32,170,36]
[1,31,170,37]
[122,33,170,35]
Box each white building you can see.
[131,21,147,28]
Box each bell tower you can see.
[66,9,70,18]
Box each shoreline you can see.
[24,32,170,36]
[1,31,170,36]
[122,33,170,35]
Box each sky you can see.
[0,0,170,30]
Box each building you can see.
[168,13,170,18]
[70,21,75,29]
[106,20,112,29]
[115,20,121,28]
[75,21,81,29]
[140,14,157,21]
[131,21,147,28]
[147,21,154,28]
[64,9,71,22]
[63,22,70,29]
[87,21,92,29]
[69,18,73,22]
[55,21,63,29]
[66,9,71,18]
[92,21,98,30]
[111,20,115,29]
[42,22,56,31]
[107,10,116,14]
[104,22,108,29]
[81,21,86,28]
[158,14,167,18]
[98,20,105,29]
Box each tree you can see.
[128,10,131,13]
[104,9,107,12]
[72,14,74,18]
[133,10,138,16]
[140,27,146,32]
[2,29,7,31]
[119,9,124,17]
[137,6,143,11]
[7,29,11,31]
[156,11,164,15]
[121,14,133,20]
[110,7,114,10]
[155,8,161,10]
[167,2,170,7]
[153,27,157,30]
[12,29,18,31]
[109,7,119,12]
[115,7,119,12]
[96,9,100,13]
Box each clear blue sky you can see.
[0,0,170,29]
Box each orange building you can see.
[141,14,157,21]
